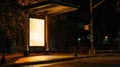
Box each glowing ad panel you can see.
[30,18,45,46]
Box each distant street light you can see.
[78,37,81,42]
[105,36,108,39]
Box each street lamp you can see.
[88,0,95,55]
[73,36,81,57]
[89,0,106,55]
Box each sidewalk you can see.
[1,52,119,67]
[0,52,93,67]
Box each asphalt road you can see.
[22,56,120,67]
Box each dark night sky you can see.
[93,0,119,38]
[75,0,119,36]
[74,0,120,49]
[66,0,120,45]
[56,0,120,39]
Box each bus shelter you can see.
[18,0,79,56]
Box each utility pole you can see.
[89,0,105,55]
[89,0,95,55]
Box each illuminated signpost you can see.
[29,18,45,47]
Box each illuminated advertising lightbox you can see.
[30,18,45,46]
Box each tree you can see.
[0,0,25,52]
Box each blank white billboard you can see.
[30,18,45,46]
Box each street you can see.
[22,56,120,67]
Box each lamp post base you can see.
[89,47,95,55]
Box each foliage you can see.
[0,0,25,45]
